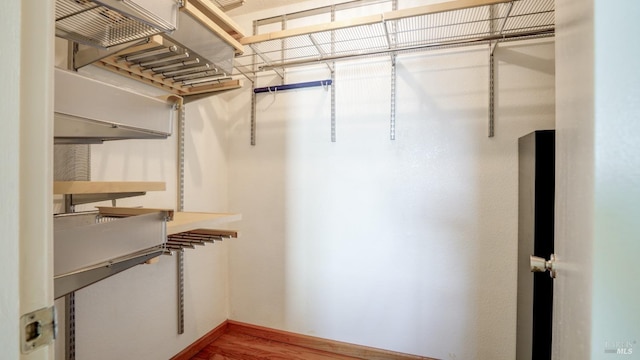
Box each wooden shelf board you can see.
[54,181,166,195]
[187,0,246,40]
[168,212,241,235]
[239,0,513,45]
[182,1,245,55]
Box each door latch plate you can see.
[21,306,57,354]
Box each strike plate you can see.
[21,306,57,354]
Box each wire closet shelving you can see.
[234,0,555,143]
[234,0,554,75]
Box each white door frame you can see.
[554,0,640,359]
[1,0,55,358]
[0,0,25,357]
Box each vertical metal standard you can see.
[331,67,336,142]
[488,4,497,138]
[63,195,76,360]
[487,1,513,138]
[251,20,258,146]
[489,49,495,138]
[177,103,186,334]
[178,104,185,212]
[281,15,287,84]
[65,293,76,360]
[251,83,257,146]
[330,6,336,143]
[88,144,91,181]
[177,250,185,334]
[389,0,398,141]
[390,54,397,140]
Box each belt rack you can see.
[165,229,238,252]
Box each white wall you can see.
[52,45,233,358]
[226,5,555,356]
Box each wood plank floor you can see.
[191,330,363,360]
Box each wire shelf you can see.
[55,0,171,48]
[235,0,554,74]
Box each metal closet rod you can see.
[253,79,332,94]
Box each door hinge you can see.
[21,306,57,354]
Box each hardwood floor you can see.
[175,320,435,360]
[191,330,362,360]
